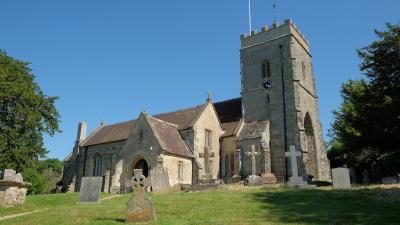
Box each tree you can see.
[0,50,60,173]
[329,23,400,181]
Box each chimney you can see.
[77,122,87,141]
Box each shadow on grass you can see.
[252,187,400,225]
[95,218,125,223]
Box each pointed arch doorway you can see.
[303,113,319,178]
[132,157,150,177]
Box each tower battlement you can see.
[240,19,310,53]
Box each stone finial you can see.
[273,21,280,28]
[284,18,292,25]
[100,118,105,126]
[207,91,212,102]
[251,29,257,36]
[261,26,269,32]
[240,33,247,39]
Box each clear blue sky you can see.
[1,1,399,160]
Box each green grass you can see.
[0,185,399,225]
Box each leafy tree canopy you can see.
[0,50,61,172]
[329,23,400,180]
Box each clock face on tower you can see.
[262,79,272,90]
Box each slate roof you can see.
[214,97,242,123]
[146,115,194,158]
[236,121,269,141]
[81,97,243,147]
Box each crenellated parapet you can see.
[240,18,310,53]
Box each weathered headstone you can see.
[382,177,398,184]
[245,145,262,186]
[332,168,351,189]
[125,169,155,223]
[150,156,170,193]
[78,177,103,203]
[3,169,16,181]
[260,140,277,184]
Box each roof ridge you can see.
[154,103,205,117]
[214,97,241,104]
[147,114,179,128]
[101,119,136,128]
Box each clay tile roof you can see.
[154,104,205,130]
[147,115,194,158]
[81,104,205,147]
[236,121,269,141]
[81,120,135,147]
[80,97,243,147]
[221,120,240,137]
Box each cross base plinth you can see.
[245,175,262,186]
[261,173,277,184]
[199,174,214,184]
[286,176,316,189]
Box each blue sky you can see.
[1,1,399,160]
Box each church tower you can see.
[240,19,330,181]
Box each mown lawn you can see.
[0,185,399,225]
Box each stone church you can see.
[61,19,331,193]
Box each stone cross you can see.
[125,169,155,222]
[285,145,301,179]
[131,169,151,190]
[260,140,272,173]
[245,145,260,176]
[199,146,214,175]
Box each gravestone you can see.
[244,145,262,186]
[150,156,170,193]
[332,168,351,190]
[285,145,309,187]
[78,177,103,203]
[3,169,16,181]
[199,146,214,182]
[382,177,398,184]
[125,169,155,223]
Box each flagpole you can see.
[248,0,252,34]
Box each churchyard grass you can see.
[0,185,399,225]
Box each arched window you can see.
[178,162,183,181]
[262,61,271,78]
[93,154,102,177]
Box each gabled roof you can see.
[146,115,194,158]
[81,104,206,147]
[81,97,243,147]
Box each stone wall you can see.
[240,20,330,181]
[161,154,192,186]
[119,114,163,188]
[192,102,222,179]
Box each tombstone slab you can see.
[332,168,351,190]
[3,169,16,181]
[79,177,103,203]
[246,175,262,186]
[125,169,155,223]
[150,157,170,193]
